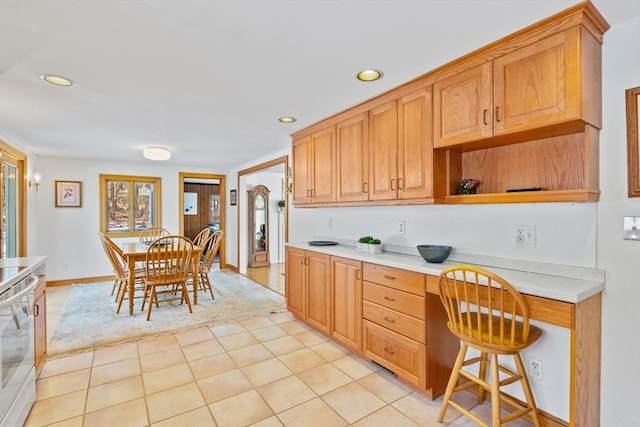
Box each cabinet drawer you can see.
[363,320,425,389]
[363,263,425,295]
[363,281,425,320]
[363,300,426,343]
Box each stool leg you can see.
[478,351,488,403]
[438,342,468,422]
[490,353,501,427]
[514,353,542,427]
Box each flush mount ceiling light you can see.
[142,146,171,161]
[356,69,383,82]
[40,74,75,87]
[278,116,297,123]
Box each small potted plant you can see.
[277,199,285,211]
[357,236,382,254]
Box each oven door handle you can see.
[0,273,38,309]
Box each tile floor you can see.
[26,285,535,427]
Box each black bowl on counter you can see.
[417,245,453,263]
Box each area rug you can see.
[48,270,286,358]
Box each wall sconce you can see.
[28,172,41,191]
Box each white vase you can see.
[367,243,382,254]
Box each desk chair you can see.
[437,265,543,427]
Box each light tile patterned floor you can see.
[28,286,535,427]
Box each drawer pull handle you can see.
[384,347,395,355]
[384,275,396,280]
[384,316,396,323]
[483,109,489,125]
[384,296,396,301]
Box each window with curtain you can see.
[100,174,162,237]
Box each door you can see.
[337,113,369,202]
[331,256,363,352]
[311,126,337,203]
[292,136,312,204]
[285,247,306,319]
[369,100,398,201]
[306,251,331,335]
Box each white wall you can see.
[597,16,640,427]
[30,156,227,280]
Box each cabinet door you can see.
[306,252,332,335]
[369,101,398,200]
[434,62,492,147]
[292,136,312,204]
[331,256,362,352]
[34,279,47,377]
[337,113,369,202]
[397,86,434,200]
[285,247,306,319]
[311,126,337,203]
[494,30,577,135]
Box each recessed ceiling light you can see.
[278,116,297,123]
[356,69,383,82]
[40,74,75,87]
[143,146,171,161]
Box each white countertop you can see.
[0,256,47,290]
[287,243,603,304]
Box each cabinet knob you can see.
[384,296,396,301]
[397,178,403,190]
[495,106,501,122]
[384,347,395,355]
[383,316,396,323]
[362,182,368,194]
[391,179,396,191]
[384,275,396,280]
[483,109,489,125]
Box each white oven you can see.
[0,270,37,427]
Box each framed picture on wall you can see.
[230,189,237,206]
[55,180,82,207]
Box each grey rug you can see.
[48,270,286,358]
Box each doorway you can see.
[178,172,226,268]
[237,156,288,295]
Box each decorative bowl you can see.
[417,245,453,263]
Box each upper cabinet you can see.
[292,126,337,205]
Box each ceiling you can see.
[1,0,638,170]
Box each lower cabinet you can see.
[34,271,47,378]
[330,256,362,353]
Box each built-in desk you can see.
[286,242,603,427]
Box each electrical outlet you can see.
[515,225,536,244]
[527,357,543,380]
[398,221,405,235]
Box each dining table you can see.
[120,241,204,315]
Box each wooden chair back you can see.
[438,264,533,353]
[145,235,193,285]
[99,232,128,279]
[193,227,213,248]
[139,227,170,245]
[201,230,223,272]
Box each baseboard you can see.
[47,275,114,287]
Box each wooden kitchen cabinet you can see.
[337,113,369,202]
[292,126,337,205]
[33,269,47,378]
[330,256,362,353]
[285,247,331,335]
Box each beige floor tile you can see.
[24,389,86,426]
[181,337,225,360]
[249,415,284,427]
[268,311,296,324]
[35,369,91,400]
[292,329,330,347]
[228,343,274,367]
[93,342,139,366]
[90,357,141,387]
[263,335,305,356]
[278,348,328,373]
[257,375,316,413]
[332,355,380,380]
[296,363,353,395]
[241,357,293,387]
[189,352,237,380]
[392,391,462,426]
[143,362,195,394]
[277,320,311,335]
[40,352,93,378]
[210,389,274,427]
[83,397,148,427]
[151,406,215,427]
[321,382,386,424]
[210,321,247,338]
[218,331,259,351]
[250,324,289,342]
[137,333,180,356]
[198,368,253,403]
[139,346,186,373]
[86,375,145,412]
[310,340,351,362]
[240,315,276,330]
[357,371,414,403]
[45,416,84,427]
[176,326,216,346]
[352,405,420,427]
[146,382,206,423]
[276,397,348,427]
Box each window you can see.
[1,140,26,258]
[100,174,162,237]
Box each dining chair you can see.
[195,230,223,299]
[98,232,145,313]
[141,235,194,320]
[192,227,213,249]
[139,226,170,245]
[437,265,543,427]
